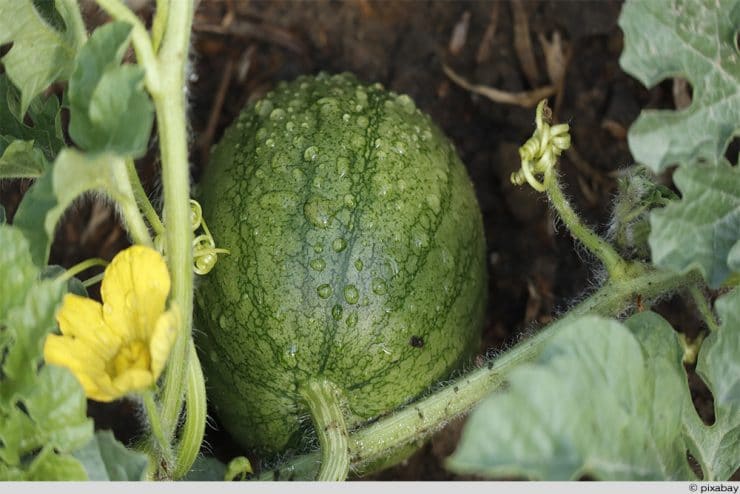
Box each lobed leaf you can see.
[649,160,740,288]
[618,0,740,172]
[684,288,740,480]
[0,224,94,480]
[68,21,154,157]
[0,0,86,115]
[0,73,65,178]
[0,140,48,178]
[448,292,740,481]
[447,315,695,480]
[13,148,140,267]
[73,431,148,481]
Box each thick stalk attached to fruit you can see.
[300,380,351,481]
[259,266,701,479]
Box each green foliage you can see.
[609,166,677,260]
[649,160,740,288]
[13,149,138,267]
[68,21,154,157]
[73,431,148,481]
[0,74,65,178]
[619,0,740,172]
[685,288,740,479]
[0,225,94,480]
[448,291,740,480]
[182,457,228,481]
[0,0,86,115]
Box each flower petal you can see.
[112,368,155,395]
[149,308,179,380]
[101,245,171,342]
[56,293,122,360]
[44,334,119,402]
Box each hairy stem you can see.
[545,172,630,281]
[57,257,108,283]
[172,340,208,479]
[153,0,198,475]
[300,380,351,481]
[141,390,174,468]
[260,267,701,479]
[125,158,164,236]
[688,285,719,333]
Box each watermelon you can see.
[195,72,486,455]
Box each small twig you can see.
[538,31,571,116]
[672,77,692,110]
[199,57,235,166]
[475,2,500,64]
[448,11,471,56]
[193,21,305,54]
[511,0,539,88]
[443,65,555,108]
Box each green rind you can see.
[195,73,486,454]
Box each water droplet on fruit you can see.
[372,278,387,295]
[342,113,351,122]
[346,312,358,327]
[317,284,332,298]
[343,193,356,209]
[426,194,440,213]
[396,94,416,114]
[310,258,326,271]
[314,243,324,254]
[337,157,350,177]
[265,138,275,148]
[303,196,332,228]
[269,108,286,120]
[304,146,318,161]
[354,259,363,271]
[292,168,306,184]
[287,343,297,357]
[412,231,430,253]
[332,238,347,252]
[332,304,343,320]
[344,285,359,304]
[256,99,273,117]
[357,115,369,129]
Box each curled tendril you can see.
[154,200,230,274]
[190,199,230,275]
[511,99,571,192]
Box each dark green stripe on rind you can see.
[195,73,486,454]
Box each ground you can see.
[1,0,716,481]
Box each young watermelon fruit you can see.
[195,72,487,456]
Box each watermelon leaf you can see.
[618,0,740,172]
[649,160,740,288]
[68,21,154,158]
[0,0,86,115]
[0,225,94,480]
[447,296,740,480]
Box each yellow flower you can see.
[44,245,179,402]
